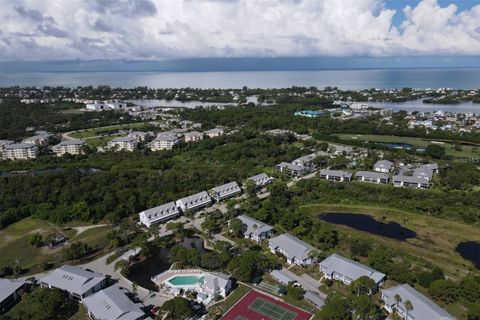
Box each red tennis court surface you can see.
[222,289,313,320]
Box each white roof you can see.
[55,139,85,146]
[0,278,25,303]
[276,162,305,171]
[5,143,37,149]
[0,140,14,147]
[270,269,294,284]
[211,181,241,197]
[320,169,352,178]
[247,173,272,186]
[393,175,429,184]
[184,131,203,137]
[140,202,179,223]
[110,136,136,143]
[269,233,315,261]
[40,265,105,296]
[355,171,389,180]
[155,132,178,141]
[237,215,273,236]
[382,284,455,320]
[374,160,394,169]
[203,272,231,292]
[320,253,385,284]
[83,286,145,320]
[176,191,211,207]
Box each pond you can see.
[377,143,425,152]
[127,237,208,290]
[319,212,417,241]
[456,241,480,269]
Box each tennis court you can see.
[222,290,312,320]
[249,297,297,320]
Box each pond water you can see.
[319,212,416,241]
[456,241,480,269]
[127,237,208,290]
[378,143,426,152]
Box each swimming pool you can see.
[168,275,204,286]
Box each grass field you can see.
[301,203,480,277]
[335,133,480,159]
[0,218,112,270]
[69,122,147,139]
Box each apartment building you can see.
[52,140,85,156]
[107,137,138,152]
[2,143,38,160]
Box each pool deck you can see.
[151,268,204,287]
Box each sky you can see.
[0,0,479,68]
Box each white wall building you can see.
[210,181,241,201]
[2,143,38,160]
[236,215,274,243]
[107,137,138,152]
[184,131,204,142]
[176,191,212,212]
[139,202,180,227]
[268,233,317,266]
[52,140,85,156]
[205,128,224,138]
[373,160,394,173]
[151,132,179,151]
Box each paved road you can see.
[281,267,326,298]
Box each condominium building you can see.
[184,131,204,142]
[355,171,389,184]
[2,143,38,160]
[392,175,429,189]
[268,233,318,266]
[373,160,394,173]
[210,181,241,201]
[275,162,309,176]
[22,133,52,146]
[246,173,274,189]
[176,191,212,212]
[52,140,85,156]
[128,131,153,142]
[139,202,180,227]
[236,215,274,242]
[205,128,224,138]
[151,132,179,151]
[107,137,138,152]
[319,169,352,182]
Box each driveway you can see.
[280,267,327,298]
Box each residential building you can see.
[128,131,153,142]
[40,265,106,301]
[85,100,127,111]
[0,140,13,158]
[139,202,180,227]
[2,143,38,160]
[22,133,52,146]
[320,254,385,288]
[292,151,328,167]
[373,160,394,173]
[246,173,273,189]
[184,131,204,142]
[355,171,389,184]
[83,285,147,320]
[151,132,179,151]
[382,284,455,320]
[319,169,352,182]
[210,181,241,201]
[275,162,309,176]
[176,191,212,212]
[269,233,317,266]
[412,167,433,181]
[52,140,85,156]
[205,128,224,138]
[0,279,26,314]
[392,175,429,189]
[304,290,325,309]
[330,144,353,155]
[107,137,138,152]
[236,215,274,242]
[270,269,295,285]
[421,163,439,173]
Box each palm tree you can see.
[394,294,402,313]
[404,300,413,320]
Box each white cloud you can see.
[0,0,478,61]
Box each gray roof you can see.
[40,265,105,296]
[83,286,145,320]
[382,284,455,320]
[269,233,315,261]
[110,136,137,143]
[184,131,203,137]
[176,191,211,208]
[413,167,433,180]
[270,269,294,284]
[393,175,429,185]
[304,290,325,308]
[5,143,37,149]
[154,132,178,141]
[205,128,223,134]
[211,181,241,197]
[140,202,179,223]
[355,171,389,180]
[331,144,353,153]
[0,278,25,303]
[276,162,305,171]
[237,214,273,236]
[292,151,327,166]
[421,163,438,170]
[0,140,14,147]
[320,253,385,284]
[55,139,85,146]
[374,160,394,170]
[203,272,231,292]
[319,169,352,179]
[247,173,272,187]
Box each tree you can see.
[429,279,459,303]
[29,233,43,248]
[424,145,445,159]
[159,297,193,320]
[394,294,402,312]
[62,242,89,260]
[229,218,243,237]
[319,294,350,320]
[350,276,376,296]
[404,300,413,320]
[468,302,480,320]
[348,294,382,320]
[285,283,304,301]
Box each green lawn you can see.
[302,203,480,278]
[335,133,480,159]
[0,218,112,271]
[70,123,147,139]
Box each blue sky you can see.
[0,0,479,68]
